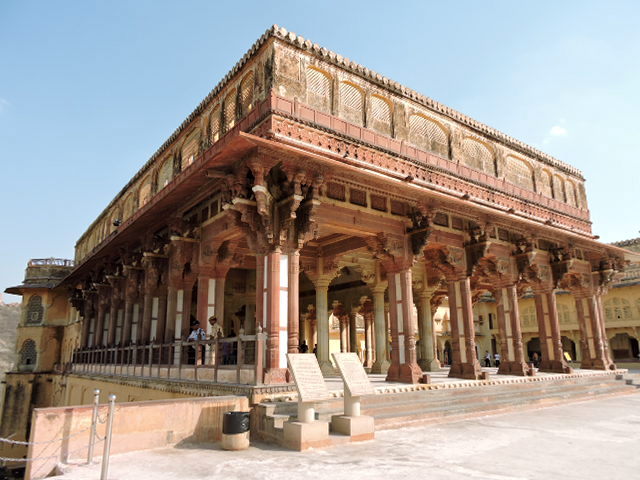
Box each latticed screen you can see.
[210,108,221,143]
[124,194,135,220]
[181,132,199,167]
[539,171,553,197]
[224,92,237,131]
[26,295,43,324]
[138,178,153,207]
[552,175,565,202]
[408,114,448,155]
[605,297,633,321]
[461,138,494,175]
[240,72,254,114]
[505,156,534,191]
[522,306,537,327]
[157,157,173,188]
[370,95,391,125]
[306,67,331,112]
[558,304,572,324]
[565,181,578,207]
[339,82,363,122]
[20,339,37,368]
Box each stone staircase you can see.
[251,370,639,445]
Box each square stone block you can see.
[283,420,330,451]
[221,431,250,450]
[330,415,375,442]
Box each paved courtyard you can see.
[55,391,640,480]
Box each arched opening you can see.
[527,337,541,361]
[561,336,577,361]
[306,66,332,114]
[461,137,495,175]
[339,81,364,126]
[26,295,44,325]
[19,339,37,371]
[610,333,639,360]
[443,340,452,366]
[408,113,449,157]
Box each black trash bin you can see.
[223,411,250,435]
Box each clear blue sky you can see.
[1,1,639,301]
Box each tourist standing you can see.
[484,350,491,367]
[494,352,501,368]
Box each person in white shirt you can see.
[208,316,223,339]
[494,352,501,368]
[187,318,206,364]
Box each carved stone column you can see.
[287,250,300,354]
[140,253,164,344]
[416,291,440,372]
[533,289,572,373]
[575,292,615,370]
[386,268,422,383]
[361,297,374,368]
[105,276,123,346]
[312,277,333,373]
[93,284,110,347]
[447,276,483,379]
[121,266,141,345]
[256,250,293,383]
[494,284,531,376]
[370,284,389,374]
[81,289,96,348]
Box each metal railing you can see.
[70,334,266,385]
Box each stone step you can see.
[373,384,635,429]
[259,373,633,427]
[360,380,633,414]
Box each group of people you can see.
[186,315,235,365]
[298,340,318,355]
[483,351,501,368]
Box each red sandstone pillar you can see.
[107,294,119,346]
[534,289,572,373]
[94,300,106,347]
[287,250,300,354]
[576,293,615,370]
[593,293,615,368]
[386,268,422,383]
[446,277,483,380]
[261,251,290,383]
[494,285,530,376]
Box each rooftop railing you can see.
[28,258,75,267]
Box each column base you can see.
[497,361,534,376]
[386,362,422,384]
[283,420,330,451]
[448,360,487,380]
[418,358,441,372]
[539,360,573,374]
[370,359,390,375]
[580,358,617,371]
[263,367,290,384]
[330,415,375,442]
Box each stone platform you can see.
[252,368,639,447]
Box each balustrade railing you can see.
[70,334,266,385]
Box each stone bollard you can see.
[221,411,250,450]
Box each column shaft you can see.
[386,269,422,383]
[447,277,483,379]
[370,287,389,374]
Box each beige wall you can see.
[26,395,248,480]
